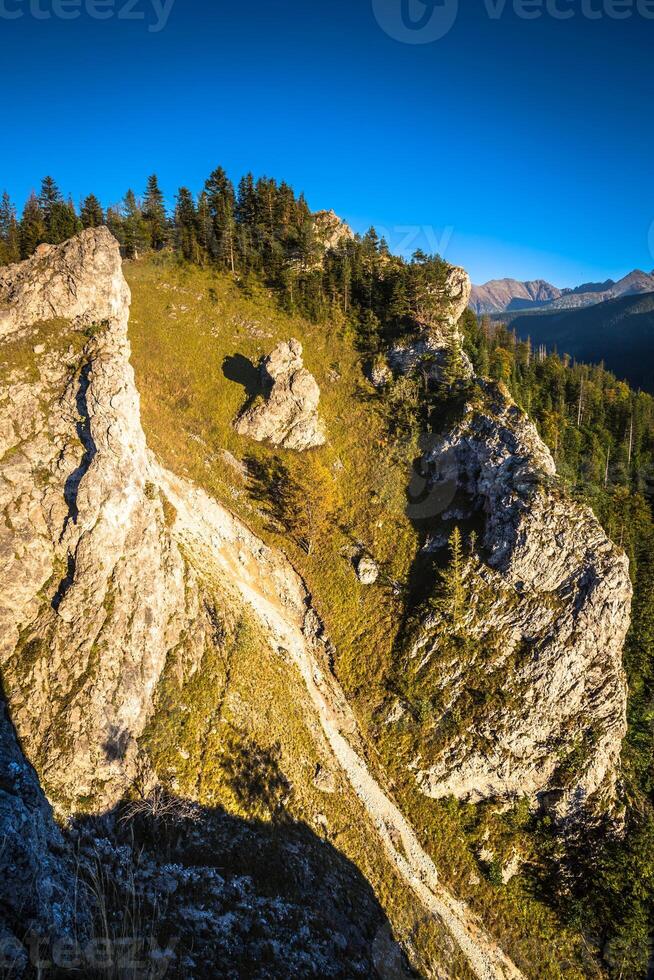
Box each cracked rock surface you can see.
[234,339,326,450]
[409,381,631,822]
[0,229,211,810]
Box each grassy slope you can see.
[126,256,597,978]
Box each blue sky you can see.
[1,0,653,285]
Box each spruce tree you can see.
[439,331,469,393]
[38,175,62,234]
[235,173,258,272]
[48,197,80,244]
[122,190,147,258]
[0,192,20,265]
[142,174,168,250]
[80,194,104,229]
[173,187,200,263]
[195,190,213,257]
[434,527,467,631]
[19,192,46,258]
[204,167,236,270]
[236,172,257,227]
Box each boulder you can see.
[355,555,379,585]
[234,339,326,451]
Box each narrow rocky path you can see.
[157,465,524,980]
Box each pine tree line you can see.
[0,171,451,349]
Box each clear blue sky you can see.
[1,0,653,286]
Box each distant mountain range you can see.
[470,270,654,315]
[497,291,654,394]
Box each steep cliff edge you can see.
[407,383,631,821]
[0,227,208,809]
[374,267,630,823]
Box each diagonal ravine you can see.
[155,463,524,980]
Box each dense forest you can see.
[2,171,654,974]
[0,172,449,336]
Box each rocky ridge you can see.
[0,230,524,979]
[470,269,654,315]
[312,209,355,253]
[363,254,633,823]
[469,278,564,315]
[404,385,631,821]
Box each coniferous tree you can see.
[204,167,236,271]
[142,174,168,250]
[122,190,148,258]
[38,176,62,232]
[48,197,80,244]
[195,190,213,258]
[35,178,80,244]
[106,204,125,247]
[80,194,105,229]
[0,192,20,265]
[435,526,467,631]
[173,187,200,263]
[439,332,469,393]
[236,172,258,271]
[19,192,46,258]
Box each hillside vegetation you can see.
[2,170,654,976]
[125,255,641,977]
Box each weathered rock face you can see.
[387,266,474,383]
[408,382,631,822]
[312,209,354,253]
[234,339,326,450]
[0,230,211,810]
[0,232,527,980]
[437,266,473,332]
[0,696,84,970]
[0,229,130,338]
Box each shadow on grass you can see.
[222,353,262,400]
[0,692,416,979]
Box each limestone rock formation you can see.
[0,229,130,338]
[0,230,526,980]
[438,266,474,332]
[387,265,474,383]
[234,339,326,450]
[313,209,354,253]
[0,228,211,810]
[406,381,631,821]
